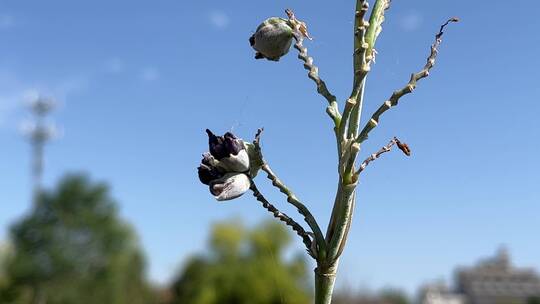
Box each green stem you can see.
[356,17,458,144]
[314,262,339,304]
[348,0,369,139]
[347,0,388,141]
[293,36,341,127]
[252,131,327,259]
[261,164,327,259]
[365,0,390,60]
[249,182,315,256]
[347,79,366,138]
[327,183,356,261]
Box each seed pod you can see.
[206,129,250,172]
[249,17,294,61]
[209,173,251,201]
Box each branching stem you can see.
[293,35,341,129]
[356,17,459,144]
[354,137,410,177]
[253,129,327,260]
[249,181,315,257]
[230,6,457,304]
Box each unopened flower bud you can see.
[209,173,251,201]
[206,129,250,172]
[249,17,294,61]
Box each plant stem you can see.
[365,0,390,60]
[314,262,339,304]
[252,130,327,259]
[356,17,459,144]
[293,35,341,127]
[348,0,369,138]
[327,183,356,261]
[249,181,315,257]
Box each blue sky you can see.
[1,0,539,294]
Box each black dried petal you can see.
[206,129,227,159]
[198,164,223,185]
[223,132,243,156]
[201,153,213,166]
[206,129,244,160]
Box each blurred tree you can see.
[169,220,311,304]
[0,242,7,282]
[528,297,540,304]
[0,242,13,298]
[4,174,156,304]
[379,288,409,304]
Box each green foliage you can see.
[379,288,410,304]
[4,174,156,304]
[169,220,311,304]
[528,297,540,304]
[0,242,13,300]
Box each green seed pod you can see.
[249,17,294,61]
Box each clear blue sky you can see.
[1,0,539,294]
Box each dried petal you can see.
[396,141,411,156]
[206,129,250,172]
[198,162,223,185]
[285,9,312,40]
[216,149,250,172]
[209,173,251,201]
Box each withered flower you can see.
[396,140,411,156]
[209,173,251,201]
[206,129,250,173]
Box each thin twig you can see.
[340,0,389,182]
[249,181,315,258]
[355,137,410,176]
[356,17,459,144]
[292,33,341,127]
[253,129,327,259]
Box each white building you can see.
[420,282,465,304]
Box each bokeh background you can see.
[1,0,539,303]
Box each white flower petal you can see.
[209,173,251,201]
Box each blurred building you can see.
[455,247,540,304]
[421,248,540,304]
[420,282,465,304]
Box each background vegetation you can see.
[0,174,415,304]
[1,175,155,304]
